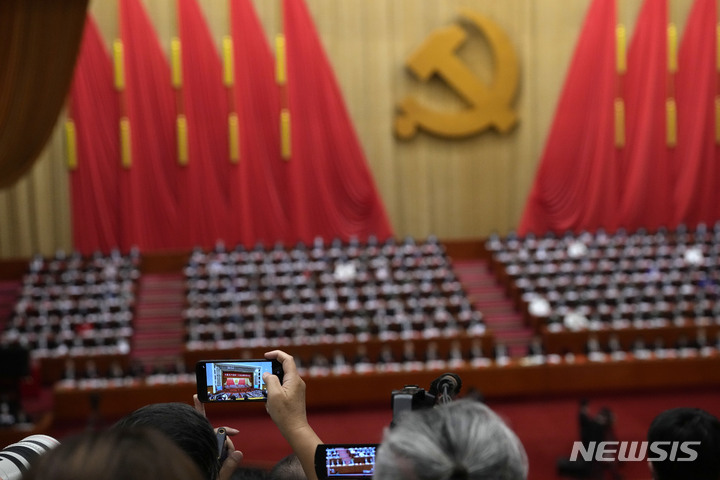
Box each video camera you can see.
[390,372,462,427]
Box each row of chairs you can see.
[183,238,486,350]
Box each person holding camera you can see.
[261,349,529,480]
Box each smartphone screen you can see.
[314,444,379,479]
[195,359,283,403]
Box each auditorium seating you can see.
[182,236,492,369]
[0,249,140,384]
[486,224,720,358]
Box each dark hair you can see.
[269,453,306,480]
[24,428,204,480]
[114,402,220,480]
[647,407,720,480]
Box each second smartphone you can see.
[195,359,283,403]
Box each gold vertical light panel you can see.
[114,38,132,168]
[172,37,188,165]
[65,120,78,171]
[223,35,240,163]
[120,117,132,169]
[277,24,291,160]
[666,23,677,147]
[615,24,626,147]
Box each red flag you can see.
[282,0,393,243]
[518,0,618,235]
[119,0,183,250]
[68,16,122,253]
[177,0,235,248]
[230,0,293,247]
[673,0,720,226]
[617,0,672,230]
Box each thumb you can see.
[218,449,243,480]
[263,372,282,393]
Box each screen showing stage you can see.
[324,445,376,478]
[203,360,273,401]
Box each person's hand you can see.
[192,394,244,480]
[263,350,309,436]
[264,350,321,480]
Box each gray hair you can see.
[374,400,528,480]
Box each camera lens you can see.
[0,434,60,480]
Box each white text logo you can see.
[569,441,701,462]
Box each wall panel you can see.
[0,0,697,258]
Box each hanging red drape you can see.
[119,0,184,251]
[616,0,672,231]
[673,0,720,227]
[69,16,122,254]
[282,0,393,244]
[230,0,293,247]
[518,0,618,236]
[177,0,235,249]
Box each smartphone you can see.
[314,444,379,479]
[195,359,283,403]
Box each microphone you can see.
[429,373,462,405]
[0,434,60,480]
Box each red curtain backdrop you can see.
[177,0,235,249]
[518,0,618,235]
[119,0,183,251]
[230,0,293,247]
[69,0,394,252]
[673,0,720,226]
[520,0,720,236]
[283,0,393,244]
[616,0,671,231]
[69,16,122,254]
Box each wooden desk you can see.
[52,352,720,421]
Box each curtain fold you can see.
[672,0,719,226]
[283,0,393,243]
[518,0,617,235]
[616,0,671,231]
[520,0,720,235]
[69,16,122,254]
[230,0,294,247]
[0,0,89,189]
[119,0,183,251]
[177,0,236,249]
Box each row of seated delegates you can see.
[186,235,445,276]
[182,285,472,325]
[183,239,459,310]
[579,329,720,362]
[487,222,720,257]
[533,298,720,335]
[290,339,512,378]
[55,357,195,391]
[184,308,486,351]
[18,248,139,309]
[3,249,140,360]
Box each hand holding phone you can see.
[314,444,379,479]
[195,359,284,403]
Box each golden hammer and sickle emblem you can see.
[395,9,519,139]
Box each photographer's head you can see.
[114,402,220,480]
[375,399,528,480]
[647,407,720,480]
[23,428,204,480]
